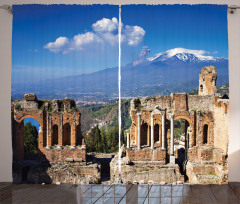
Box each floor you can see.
[0,182,240,204]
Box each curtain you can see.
[11,4,229,186]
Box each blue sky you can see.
[12,4,228,84]
[24,118,39,132]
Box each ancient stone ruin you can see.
[111,66,229,184]
[12,95,100,184]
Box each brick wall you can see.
[42,147,87,162]
[126,147,166,162]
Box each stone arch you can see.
[203,124,209,144]
[174,115,195,147]
[17,114,42,127]
[13,114,44,161]
[52,124,58,145]
[174,115,193,128]
[140,123,148,146]
[63,123,71,146]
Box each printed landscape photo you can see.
[11,4,229,185]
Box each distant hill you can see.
[12,48,229,102]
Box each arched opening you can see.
[174,118,190,162]
[200,84,203,92]
[52,124,58,145]
[174,118,191,181]
[203,124,208,144]
[140,123,148,146]
[154,124,159,143]
[76,124,81,145]
[23,118,39,160]
[63,123,71,146]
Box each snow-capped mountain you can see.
[12,47,228,101]
[147,48,227,63]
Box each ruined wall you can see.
[11,94,83,162]
[42,146,87,162]
[13,161,101,184]
[213,99,229,154]
[198,66,217,96]
[126,147,166,162]
[187,145,228,184]
[129,93,216,152]
[111,164,184,184]
[188,146,226,165]
[188,95,214,112]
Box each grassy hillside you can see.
[77,100,131,134]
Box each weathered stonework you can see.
[13,161,101,184]
[110,146,183,184]
[11,95,100,184]
[126,147,166,163]
[12,94,83,162]
[111,66,229,184]
[199,66,217,96]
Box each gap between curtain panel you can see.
[118,5,122,184]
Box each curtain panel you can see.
[11,4,229,185]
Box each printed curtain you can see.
[11,4,229,185]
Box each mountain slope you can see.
[12,48,229,101]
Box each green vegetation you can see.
[84,125,125,153]
[39,101,46,110]
[77,100,131,134]
[47,103,53,112]
[24,122,39,153]
[174,119,186,140]
[15,104,22,111]
[134,99,143,110]
[188,89,198,95]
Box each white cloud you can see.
[212,50,218,54]
[44,33,103,54]
[124,25,145,46]
[72,32,103,50]
[44,37,69,53]
[92,17,118,33]
[101,32,119,46]
[44,17,145,53]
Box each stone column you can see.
[71,113,76,147]
[137,113,141,150]
[160,111,166,150]
[59,113,63,146]
[127,133,130,148]
[47,113,52,147]
[71,123,76,147]
[169,113,175,164]
[38,125,43,149]
[151,112,154,150]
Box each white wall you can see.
[0,0,239,182]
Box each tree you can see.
[85,125,102,152]
[24,122,38,153]
[85,125,126,153]
[101,126,108,153]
